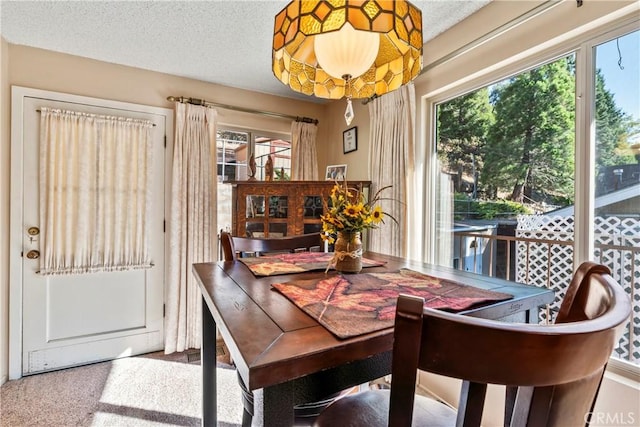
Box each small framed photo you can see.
[325,164,347,181]
[343,127,357,154]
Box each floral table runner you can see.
[272,268,513,339]
[238,251,385,277]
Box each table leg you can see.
[505,308,536,426]
[505,386,517,427]
[202,296,217,427]
[263,381,295,427]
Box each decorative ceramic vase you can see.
[334,231,363,273]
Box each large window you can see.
[431,26,639,366]
[254,135,292,181]
[435,53,576,312]
[216,128,291,233]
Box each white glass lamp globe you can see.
[313,23,380,80]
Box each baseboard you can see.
[1,373,8,386]
[415,383,456,409]
[607,359,640,384]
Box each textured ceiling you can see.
[0,1,490,102]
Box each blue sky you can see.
[596,30,639,120]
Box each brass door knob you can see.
[26,250,40,259]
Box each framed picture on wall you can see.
[343,127,357,154]
[325,164,347,181]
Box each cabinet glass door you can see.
[246,195,265,218]
[303,196,324,219]
[269,196,288,218]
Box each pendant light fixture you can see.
[272,0,423,125]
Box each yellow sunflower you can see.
[344,203,363,217]
[371,205,384,224]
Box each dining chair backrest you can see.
[219,231,323,261]
[556,262,614,323]
[388,262,631,427]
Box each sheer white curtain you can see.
[435,168,454,266]
[367,83,416,257]
[165,102,217,353]
[39,107,153,275]
[290,121,318,180]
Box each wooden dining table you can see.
[193,251,555,427]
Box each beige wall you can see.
[7,45,328,134]
[1,36,9,385]
[319,99,370,181]
[0,44,331,383]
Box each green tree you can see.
[594,68,637,170]
[437,88,494,196]
[482,57,576,204]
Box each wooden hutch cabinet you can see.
[228,181,371,238]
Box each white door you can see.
[14,89,168,375]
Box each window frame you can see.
[217,127,250,183]
[216,126,291,182]
[420,14,640,376]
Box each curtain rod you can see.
[36,109,156,126]
[166,96,319,125]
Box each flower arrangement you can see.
[320,181,395,244]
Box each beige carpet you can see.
[0,346,245,427]
[0,345,406,427]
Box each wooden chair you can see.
[313,262,632,427]
[219,230,328,426]
[220,231,323,261]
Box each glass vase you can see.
[334,231,363,273]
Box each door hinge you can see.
[163,220,166,233]
[163,304,166,318]
[164,135,167,148]
[21,251,23,258]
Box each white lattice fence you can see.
[594,217,640,362]
[516,216,574,324]
[516,215,639,364]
